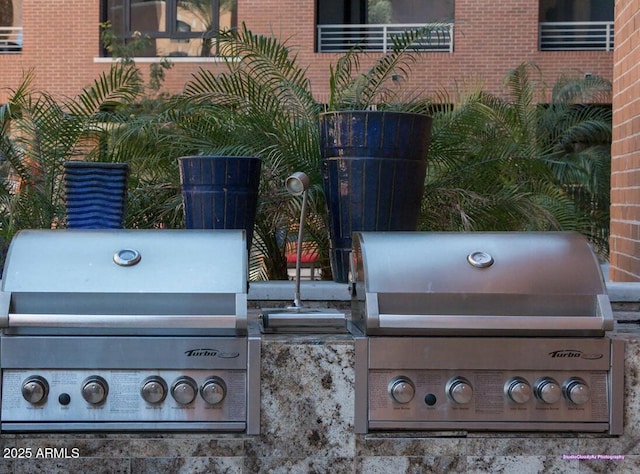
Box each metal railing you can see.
[317,23,453,53]
[0,26,23,53]
[539,21,614,51]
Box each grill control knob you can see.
[388,376,415,404]
[22,376,49,405]
[534,377,561,404]
[563,377,591,405]
[141,377,168,404]
[171,376,198,405]
[446,377,473,404]
[82,376,109,405]
[504,377,532,404]
[200,377,227,405]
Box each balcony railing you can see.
[539,21,614,51]
[317,23,453,53]
[0,26,23,53]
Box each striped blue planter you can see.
[64,161,129,229]
[319,111,432,283]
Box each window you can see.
[316,0,454,53]
[101,0,237,57]
[0,0,22,54]
[540,0,613,22]
[539,0,614,51]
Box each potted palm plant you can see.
[161,24,439,281]
[168,25,327,280]
[319,28,437,282]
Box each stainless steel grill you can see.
[351,232,624,434]
[0,229,260,433]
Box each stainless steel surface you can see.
[351,231,624,434]
[1,229,248,332]
[1,335,261,432]
[351,232,612,336]
[2,229,246,294]
[356,336,623,433]
[285,171,311,309]
[260,307,347,333]
[0,229,260,433]
[7,313,240,329]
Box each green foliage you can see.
[100,22,174,94]
[328,26,441,110]
[0,27,613,277]
[0,64,146,269]
[422,63,611,258]
[149,23,327,279]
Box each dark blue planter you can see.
[178,156,262,249]
[64,161,129,229]
[319,111,432,283]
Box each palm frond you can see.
[329,25,444,110]
[67,63,143,117]
[423,63,610,258]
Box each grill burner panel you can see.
[1,334,260,432]
[357,336,623,433]
[2,368,247,429]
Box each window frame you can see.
[101,0,224,56]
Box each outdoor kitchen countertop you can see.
[1,326,638,472]
[0,280,639,472]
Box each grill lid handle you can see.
[6,313,241,329]
[0,291,10,327]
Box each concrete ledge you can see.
[607,282,640,303]
[248,280,350,301]
[249,280,640,304]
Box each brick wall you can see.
[0,0,613,102]
[0,1,103,101]
[610,0,640,281]
[239,0,613,101]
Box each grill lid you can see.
[351,232,612,336]
[0,229,248,331]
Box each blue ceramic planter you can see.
[64,161,129,229]
[319,111,432,283]
[178,156,262,249]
